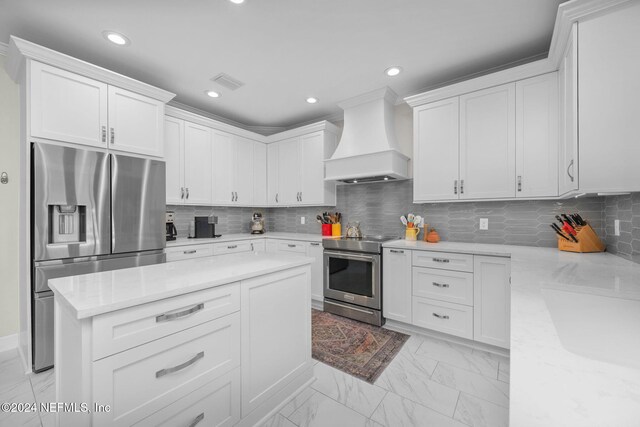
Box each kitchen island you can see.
[48,252,313,427]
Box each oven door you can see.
[324,250,380,310]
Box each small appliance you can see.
[251,212,265,234]
[194,215,221,238]
[165,211,177,241]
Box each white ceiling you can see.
[0,0,565,130]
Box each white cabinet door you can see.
[559,22,579,195]
[413,98,460,201]
[277,138,301,205]
[183,122,212,205]
[299,132,325,205]
[473,256,510,349]
[234,136,254,205]
[267,143,279,206]
[579,3,640,193]
[212,130,235,205]
[307,242,324,302]
[107,86,164,157]
[164,117,184,205]
[30,61,108,148]
[382,248,412,323]
[253,142,267,206]
[241,267,311,416]
[459,83,516,199]
[515,73,559,198]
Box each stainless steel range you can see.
[323,235,397,326]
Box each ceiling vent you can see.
[211,73,244,91]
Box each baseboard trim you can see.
[0,333,18,353]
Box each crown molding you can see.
[338,87,398,110]
[264,120,340,143]
[6,36,175,102]
[0,41,8,56]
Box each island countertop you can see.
[48,252,312,320]
[383,239,640,426]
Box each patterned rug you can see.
[311,309,409,383]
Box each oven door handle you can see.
[323,250,378,262]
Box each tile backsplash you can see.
[603,193,640,263]
[167,205,267,236]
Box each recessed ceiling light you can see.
[306,97,318,104]
[102,31,130,46]
[206,90,221,98]
[230,0,245,3]
[385,66,402,77]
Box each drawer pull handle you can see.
[288,244,296,248]
[310,242,320,246]
[432,313,450,320]
[390,249,404,254]
[183,250,197,254]
[227,245,237,249]
[156,303,204,323]
[432,258,450,263]
[155,351,204,378]
[188,413,205,427]
[432,282,450,288]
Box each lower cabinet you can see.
[307,242,324,302]
[473,256,511,348]
[165,243,214,262]
[412,297,473,340]
[382,248,412,323]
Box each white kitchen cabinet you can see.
[459,83,516,199]
[253,142,267,205]
[250,239,266,252]
[183,122,212,205]
[164,117,184,204]
[30,61,108,148]
[578,2,640,193]
[277,138,301,205]
[234,137,255,204]
[412,267,473,306]
[412,297,474,340]
[307,242,324,302]
[515,73,559,198]
[300,132,336,205]
[212,131,257,205]
[267,143,279,205]
[558,23,579,195]
[165,243,214,262]
[107,85,164,157]
[382,248,412,323]
[473,256,511,349]
[241,266,312,416]
[413,98,460,202]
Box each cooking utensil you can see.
[400,216,408,226]
[407,213,415,223]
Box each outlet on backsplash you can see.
[614,219,620,236]
[479,218,489,230]
[301,216,306,225]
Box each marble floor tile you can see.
[416,337,499,378]
[288,391,370,427]
[398,334,424,355]
[431,363,509,408]
[262,413,297,427]
[472,348,509,366]
[0,349,28,389]
[497,370,510,384]
[374,352,459,416]
[371,391,468,427]
[310,363,387,417]
[453,393,509,427]
[280,386,316,417]
[0,379,42,427]
[29,369,55,404]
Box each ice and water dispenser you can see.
[48,204,86,244]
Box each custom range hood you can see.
[325,87,409,184]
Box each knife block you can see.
[558,224,605,253]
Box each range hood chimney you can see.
[325,87,409,183]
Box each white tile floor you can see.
[0,332,509,427]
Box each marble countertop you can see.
[166,232,323,247]
[384,240,640,426]
[48,252,312,319]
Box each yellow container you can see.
[405,227,419,241]
[332,223,342,236]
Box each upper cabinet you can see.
[558,23,578,195]
[29,61,167,157]
[578,2,640,193]
[212,132,258,205]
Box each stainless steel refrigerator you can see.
[31,142,166,372]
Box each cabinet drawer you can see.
[413,267,474,306]
[250,239,266,252]
[412,251,474,272]
[165,244,214,262]
[276,240,307,254]
[213,241,253,256]
[93,312,240,427]
[93,283,240,360]
[133,368,240,427]
[412,297,473,339]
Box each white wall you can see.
[0,54,20,340]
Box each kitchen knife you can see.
[573,214,586,226]
[550,224,571,241]
[562,221,577,236]
[561,214,577,227]
[555,215,565,226]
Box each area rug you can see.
[311,308,409,384]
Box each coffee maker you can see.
[166,211,177,241]
[194,215,221,238]
[251,212,265,234]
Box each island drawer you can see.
[93,312,240,427]
[412,297,473,339]
[93,283,240,360]
[412,251,474,272]
[275,240,307,254]
[412,267,474,306]
[166,244,214,262]
[213,241,253,256]
[132,368,240,427]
